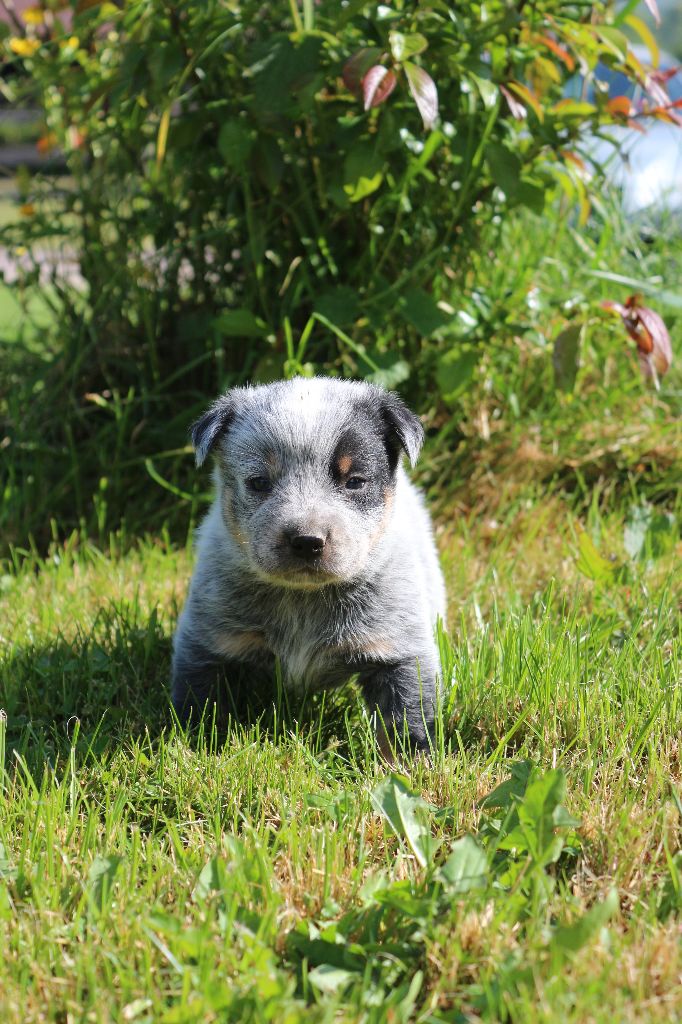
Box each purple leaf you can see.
[362,66,397,111]
[342,48,382,98]
[404,61,438,130]
[602,295,673,384]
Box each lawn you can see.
[1,2,681,1016]
[1,477,680,1022]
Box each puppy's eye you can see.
[247,476,272,494]
[346,476,367,491]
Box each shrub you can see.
[0,0,672,546]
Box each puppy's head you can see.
[191,377,423,589]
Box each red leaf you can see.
[649,65,682,87]
[342,48,382,98]
[362,66,397,111]
[643,0,661,27]
[537,34,575,72]
[606,95,633,118]
[602,295,673,382]
[404,61,438,130]
[500,83,526,120]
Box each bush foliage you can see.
[0,0,673,546]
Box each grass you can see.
[1,166,680,1021]
[0,485,680,1022]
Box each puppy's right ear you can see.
[191,393,236,467]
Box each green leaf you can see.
[516,769,578,863]
[551,888,619,955]
[516,178,546,214]
[481,761,534,810]
[250,34,324,118]
[194,856,224,900]
[576,531,616,584]
[370,775,439,868]
[364,351,411,389]
[398,288,451,337]
[314,287,360,328]
[218,121,253,169]
[469,72,498,110]
[87,855,123,913]
[486,142,521,197]
[343,142,384,202]
[439,836,488,893]
[252,136,284,190]
[552,323,584,392]
[436,346,481,403]
[344,172,383,202]
[389,31,428,62]
[307,964,355,994]
[214,309,269,338]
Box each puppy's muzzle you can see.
[289,532,327,560]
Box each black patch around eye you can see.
[247,476,272,494]
[331,424,391,507]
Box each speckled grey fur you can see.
[172,377,446,752]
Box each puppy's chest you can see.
[220,590,386,687]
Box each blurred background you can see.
[0,0,680,555]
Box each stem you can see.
[288,0,303,33]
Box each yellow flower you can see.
[19,204,36,217]
[9,38,41,57]
[22,6,44,24]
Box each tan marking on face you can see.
[338,454,352,475]
[368,487,394,550]
[214,630,266,659]
[221,486,248,547]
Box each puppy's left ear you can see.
[380,391,424,468]
[191,392,237,467]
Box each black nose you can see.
[290,534,326,559]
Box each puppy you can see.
[171,377,446,753]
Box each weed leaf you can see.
[551,888,619,955]
[370,775,438,868]
[87,855,123,914]
[439,835,488,893]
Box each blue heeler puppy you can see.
[172,377,446,754]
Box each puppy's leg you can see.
[171,644,228,728]
[361,658,437,757]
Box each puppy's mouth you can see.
[272,561,338,588]
[253,553,341,589]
